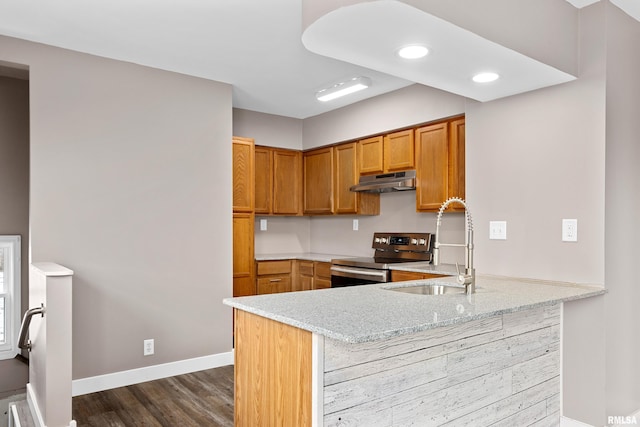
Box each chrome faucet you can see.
[433,197,475,294]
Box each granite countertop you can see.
[254,252,357,263]
[223,275,605,344]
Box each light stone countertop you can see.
[254,252,357,263]
[223,275,605,344]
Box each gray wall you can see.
[0,75,29,331]
[604,1,640,415]
[0,35,233,379]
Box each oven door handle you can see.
[330,266,389,280]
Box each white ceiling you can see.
[0,0,638,119]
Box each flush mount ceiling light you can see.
[316,76,372,102]
[472,72,500,83]
[397,45,429,59]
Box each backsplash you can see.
[255,191,466,265]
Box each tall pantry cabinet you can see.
[232,137,256,297]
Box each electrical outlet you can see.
[260,219,267,231]
[144,339,154,356]
[489,221,507,240]
[353,219,359,231]
[562,219,578,242]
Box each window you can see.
[0,236,21,360]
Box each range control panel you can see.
[372,232,433,261]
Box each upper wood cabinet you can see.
[232,137,255,213]
[255,146,302,216]
[358,135,384,175]
[358,129,415,175]
[415,117,465,212]
[303,147,334,215]
[384,129,415,172]
[334,142,379,215]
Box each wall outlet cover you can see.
[489,221,507,240]
[144,339,154,356]
[562,219,578,242]
[260,218,267,231]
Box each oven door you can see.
[330,265,389,287]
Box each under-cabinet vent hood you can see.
[350,170,416,193]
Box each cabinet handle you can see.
[269,278,282,283]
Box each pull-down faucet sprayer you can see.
[432,197,475,294]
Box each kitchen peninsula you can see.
[224,275,604,426]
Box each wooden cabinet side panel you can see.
[273,149,302,215]
[254,146,273,214]
[235,310,312,427]
[233,213,255,296]
[303,147,334,215]
[391,270,425,282]
[384,129,415,172]
[415,123,449,212]
[232,138,255,213]
[358,136,384,175]
[448,118,466,201]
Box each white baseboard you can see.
[561,416,595,427]
[72,351,234,396]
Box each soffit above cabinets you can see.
[302,1,577,103]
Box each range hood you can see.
[350,170,416,193]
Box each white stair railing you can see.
[11,263,76,427]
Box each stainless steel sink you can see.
[385,283,466,295]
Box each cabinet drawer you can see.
[256,260,291,275]
[257,276,291,294]
[315,262,332,279]
[298,261,314,277]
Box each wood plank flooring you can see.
[72,365,234,427]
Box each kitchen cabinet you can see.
[233,213,255,296]
[233,137,255,297]
[391,270,447,282]
[334,142,380,215]
[303,147,334,215]
[358,135,384,174]
[232,137,254,213]
[415,116,465,212]
[358,129,415,176]
[384,129,415,172]
[293,260,314,292]
[254,146,303,215]
[313,261,332,289]
[256,260,292,295]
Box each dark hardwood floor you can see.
[72,365,234,427]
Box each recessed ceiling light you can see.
[397,45,429,59]
[316,76,372,102]
[472,72,500,83]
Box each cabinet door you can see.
[232,137,254,213]
[384,129,414,172]
[313,262,332,289]
[233,213,255,296]
[359,135,384,175]
[334,142,359,214]
[303,147,334,215]
[273,149,302,215]
[415,122,449,212]
[254,146,272,215]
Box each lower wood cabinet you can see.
[313,261,332,289]
[294,260,315,292]
[256,260,292,295]
[233,213,255,297]
[391,270,447,282]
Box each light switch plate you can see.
[489,221,507,240]
[260,218,267,231]
[353,219,359,231]
[562,219,578,242]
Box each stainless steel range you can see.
[330,232,433,287]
